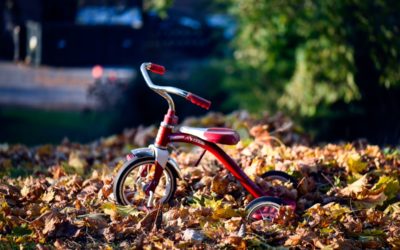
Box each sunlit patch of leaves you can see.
[0,111,399,248]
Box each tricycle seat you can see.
[179,126,240,145]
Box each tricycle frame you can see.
[148,107,265,199]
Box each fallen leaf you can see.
[346,153,368,174]
[42,190,55,203]
[338,174,369,196]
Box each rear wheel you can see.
[113,157,177,209]
[261,170,297,187]
[246,196,283,222]
[257,170,298,200]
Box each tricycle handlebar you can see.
[147,63,166,75]
[140,62,212,111]
[186,92,211,110]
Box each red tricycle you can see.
[113,62,297,222]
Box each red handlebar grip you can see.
[186,93,211,110]
[148,63,166,75]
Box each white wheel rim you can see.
[119,160,173,207]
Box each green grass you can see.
[0,106,116,145]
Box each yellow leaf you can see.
[212,205,239,219]
[113,160,125,174]
[384,201,400,216]
[204,197,222,209]
[15,236,25,244]
[346,153,367,174]
[371,175,400,200]
[103,245,113,250]
[40,206,49,214]
[1,201,8,209]
[153,241,163,249]
[101,202,117,217]
[324,202,351,219]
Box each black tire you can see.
[113,156,178,207]
[261,170,298,187]
[246,196,284,222]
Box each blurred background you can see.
[0,0,399,145]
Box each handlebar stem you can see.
[140,63,188,112]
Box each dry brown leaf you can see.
[338,174,369,196]
[1,112,399,248]
[42,190,55,203]
[211,175,230,195]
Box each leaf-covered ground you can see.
[0,111,399,249]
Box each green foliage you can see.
[223,0,400,116]
[143,0,174,18]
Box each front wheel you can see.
[113,157,178,208]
